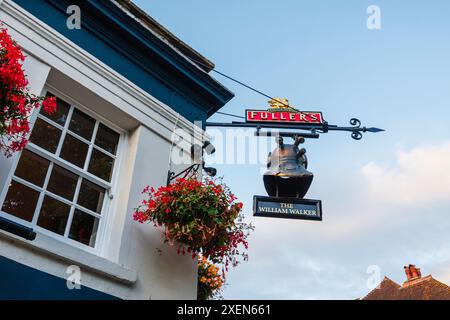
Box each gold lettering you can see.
[249,111,258,119]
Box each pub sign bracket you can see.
[205,98,384,221]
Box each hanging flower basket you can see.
[133,177,253,269]
[0,23,56,157]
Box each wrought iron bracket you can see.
[322,118,384,140]
[167,163,201,186]
[167,162,217,186]
[206,118,384,141]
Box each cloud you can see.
[223,141,450,299]
[362,141,450,206]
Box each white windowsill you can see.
[0,229,137,285]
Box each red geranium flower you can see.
[0,23,56,157]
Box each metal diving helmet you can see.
[263,136,313,198]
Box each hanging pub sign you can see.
[253,119,323,221]
[246,98,323,125]
[206,97,384,222]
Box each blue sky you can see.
[134,0,450,299]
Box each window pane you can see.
[2,181,40,222]
[88,149,114,182]
[37,196,70,235]
[78,180,105,213]
[60,135,89,168]
[69,209,99,247]
[40,94,70,126]
[69,109,95,141]
[47,165,78,201]
[29,118,62,153]
[14,150,50,187]
[95,124,119,155]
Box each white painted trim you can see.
[1,0,205,145]
[0,210,97,254]
[30,162,53,225]
[99,126,136,260]
[0,230,137,285]
[84,121,100,171]
[64,176,82,238]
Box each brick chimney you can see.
[404,264,422,282]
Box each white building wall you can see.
[117,126,198,299]
[0,0,199,299]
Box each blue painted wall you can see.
[12,0,234,124]
[0,256,118,300]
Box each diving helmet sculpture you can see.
[264,135,313,199]
[261,98,314,198]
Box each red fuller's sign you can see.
[246,98,323,125]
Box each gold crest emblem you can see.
[268,98,298,112]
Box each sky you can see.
[134,0,450,299]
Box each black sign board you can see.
[253,196,322,221]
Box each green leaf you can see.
[207,208,218,216]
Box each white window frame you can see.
[0,85,127,255]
